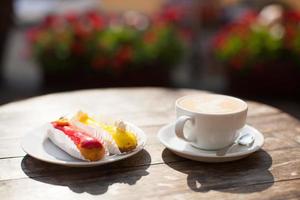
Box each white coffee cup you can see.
[175,94,248,150]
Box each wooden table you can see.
[1,88,300,200]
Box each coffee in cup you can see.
[175,94,248,150]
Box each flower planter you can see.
[213,7,300,98]
[227,60,300,97]
[42,66,171,91]
[28,9,186,91]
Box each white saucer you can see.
[21,122,147,167]
[157,123,264,163]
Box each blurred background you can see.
[0,0,299,118]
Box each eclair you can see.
[72,111,138,153]
[48,118,105,161]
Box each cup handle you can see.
[175,115,194,142]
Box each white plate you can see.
[157,123,264,163]
[21,122,147,167]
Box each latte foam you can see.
[177,94,247,114]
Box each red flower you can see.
[73,22,91,39]
[112,46,133,70]
[65,12,78,25]
[213,11,256,51]
[213,31,227,49]
[86,10,104,30]
[285,11,300,22]
[42,14,61,28]
[239,10,257,24]
[160,5,184,23]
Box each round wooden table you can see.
[1,88,300,199]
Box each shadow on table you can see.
[21,149,151,195]
[162,148,274,193]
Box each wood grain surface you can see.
[0,87,299,200]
